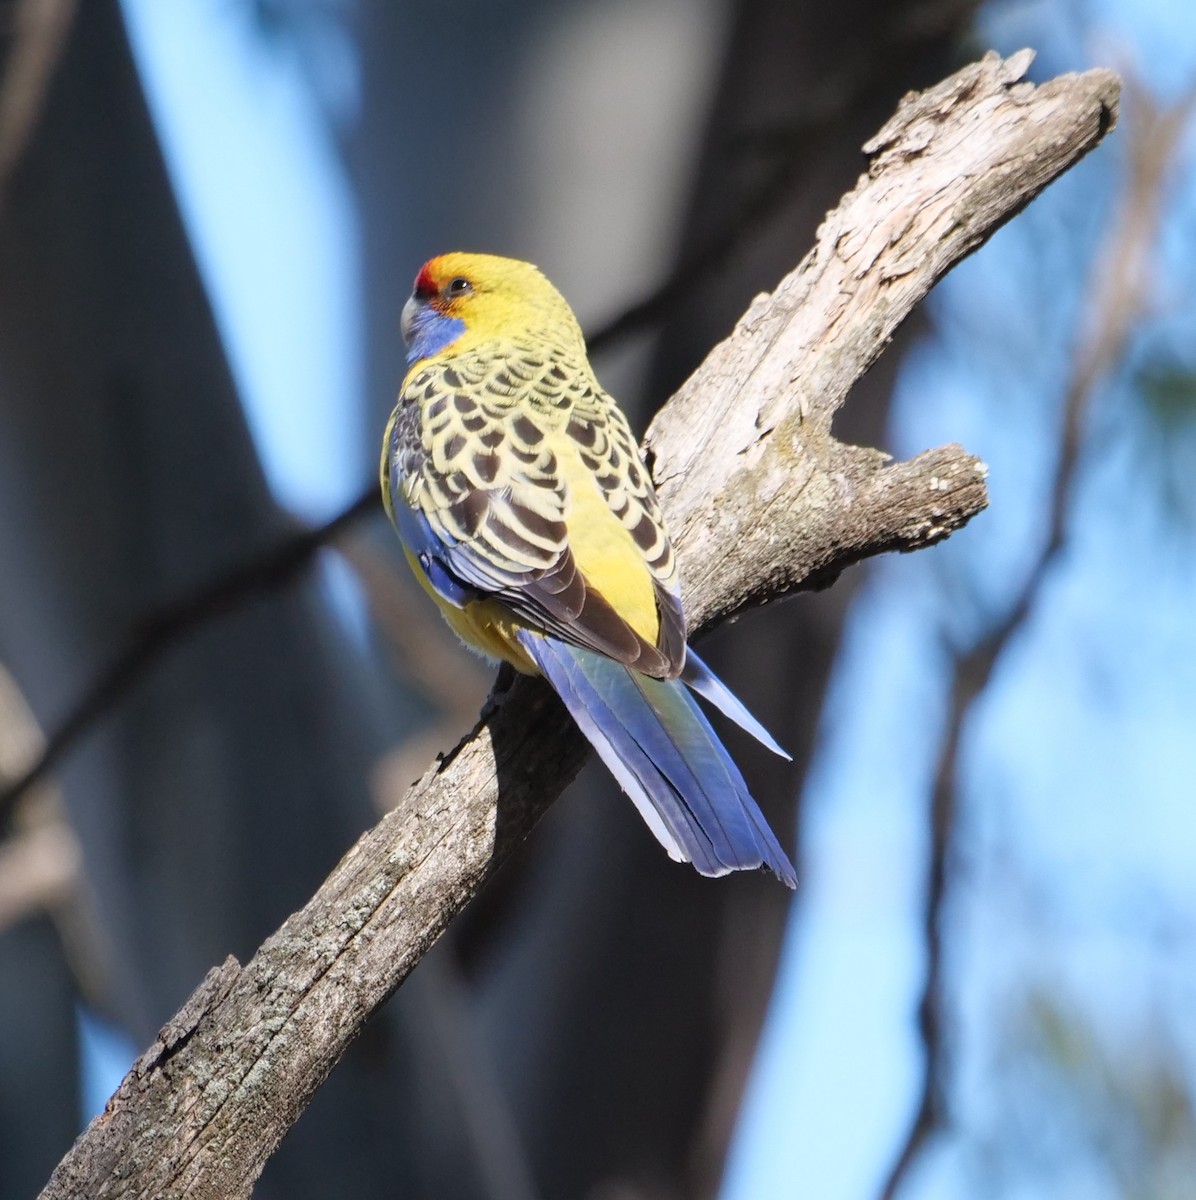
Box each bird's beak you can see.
[400,293,422,347]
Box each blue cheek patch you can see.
[407,310,466,362]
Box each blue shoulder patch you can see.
[392,496,477,608]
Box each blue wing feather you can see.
[392,495,478,608]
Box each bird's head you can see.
[401,252,584,365]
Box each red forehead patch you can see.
[419,255,458,295]
[413,261,439,298]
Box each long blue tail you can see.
[518,634,796,886]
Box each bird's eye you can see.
[446,277,473,297]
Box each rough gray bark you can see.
[39,51,1118,1200]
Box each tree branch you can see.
[38,52,1118,1200]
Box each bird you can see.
[381,252,796,886]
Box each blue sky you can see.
[90,2,1196,1196]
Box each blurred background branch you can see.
[0,492,375,828]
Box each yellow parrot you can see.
[382,253,795,885]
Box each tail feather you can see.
[681,648,791,760]
[519,633,796,886]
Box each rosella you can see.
[381,253,795,885]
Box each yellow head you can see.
[401,252,584,365]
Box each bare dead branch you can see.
[878,73,1191,1200]
[38,52,1118,1200]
